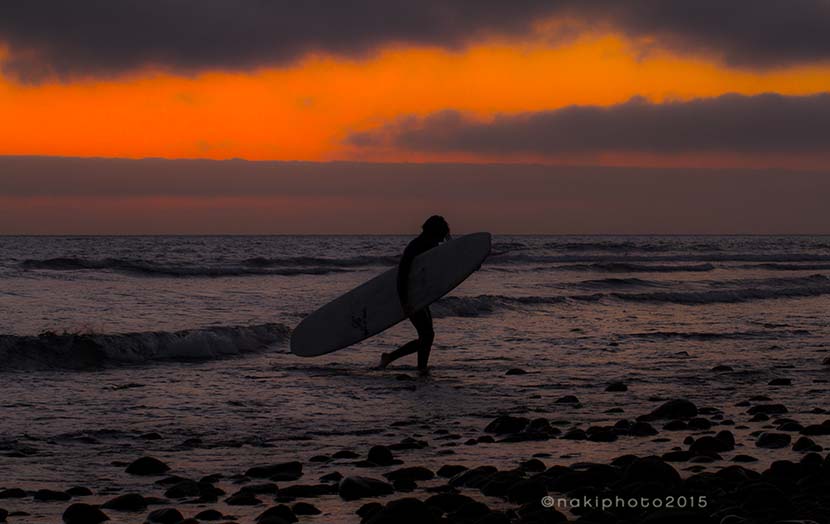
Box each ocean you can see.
[1,235,829,523]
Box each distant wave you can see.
[544,241,724,253]
[742,262,830,271]
[487,253,830,265]
[20,257,353,277]
[241,255,397,268]
[572,277,667,289]
[559,263,715,273]
[0,323,289,371]
[620,329,810,341]
[432,276,830,316]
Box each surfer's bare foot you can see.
[418,366,430,377]
[379,352,392,369]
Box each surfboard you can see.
[290,232,491,357]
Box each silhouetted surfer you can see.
[380,215,451,375]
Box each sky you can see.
[1,1,829,234]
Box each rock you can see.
[367,445,398,466]
[164,480,202,499]
[732,455,759,463]
[437,465,467,478]
[756,432,791,449]
[801,422,830,436]
[0,508,6,522]
[793,436,821,452]
[0,489,25,499]
[245,461,302,480]
[226,491,262,505]
[139,432,163,440]
[356,502,383,520]
[338,476,394,500]
[292,502,321,515]
[505,368,527,375]
[425,493,477,513]
[690,435,734,456]
[62,503,109,524]
[384,467,434,482]
[309,455,330,462]
[712,365,734,372]
[241,483,279,495]
[193,509,224,521]
[449,466,497,488]
[278,483,334,498]
[630,421,658,436]
[125,456,170,476]
[555,395,580,404]
[747,404,788,415]
[640,399,698,421]
[561,429,587,440]
[256,505,297,523]
[332,450,360,459]
[623,456,681,486]
[102,493,147,511]
[768,378,792,386]
[519,458,546,472]
[605,382,628,392]
[365,498,440,524]
[65,487,93,497]
[320,471,343,483]
[146,508,184,524]
[688,417,712,430]
[451,501,492,520]
[484,415,529,434]
[34,489,71,501]
[663,420,688,431]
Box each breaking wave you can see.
[0,323,290,371]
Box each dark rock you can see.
[768,378,792,386]
[34,489,71,501]
[690,435,734,456]
[384,467,434,482]
[561,429,587,440]
[437,465,467,478]
[245,461,302,480]
[62,503,109,524]
[226,491,262,505]
[241,483,279,495]
[711,365,734,372]
[425,492,477,513]
[256,505,297,523]
[623,456,681,486]
[507,478,546,504]
[662,420,688,431]
[292,502,320,515]
[747,404,788,415]
[338,476,394,500]
[605,382,628,392]
[278,484,333,498]
[332,450,360,459]
[320,471,343,483]
[356,502,383,520]
[555,395,580,404]
[793,436,821,452]
[630,421,658,436]
[451,501,491,520]
[139,432,163,440]
[164,480,201,499]
[0,508,6,522]
[65,487,93,497]
[640,399,698,421]
[102,493,147,511]
[662,450,692,462]
[193,509,224,521]
[732,454,759,462]
[484,415,529,434]
[505,368,527,375]
[687,417,712,430]
[146,508,184,524]
[0,489,25,499]
[392,478,416,492]
[756,432,791,449]
[449,466,497,488]
[366,498,439,524]
[156,475,188,486]
[125,456,170,476]
[367,445,397,466]
[519,458,546,472]
[801,422,830,436]
[309,454,330,462]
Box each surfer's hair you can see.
[422,215,450,237]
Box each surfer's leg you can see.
[379,310,431,368]
[415,308,434,372]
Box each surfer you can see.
[380,215,452,375]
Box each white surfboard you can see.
[290,232,491,357]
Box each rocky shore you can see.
[2,395,830,524]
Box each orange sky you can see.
[3,34,830,166]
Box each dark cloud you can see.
[1,156,829,234]
[1,1,830,81]
[347,93,830,155]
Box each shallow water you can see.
[1,235,829,522]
